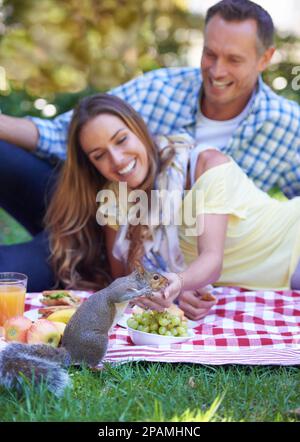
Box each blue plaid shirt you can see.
[29,67,300,198]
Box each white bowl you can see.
[127,326,196,346]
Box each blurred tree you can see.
[0,0,198,95]
[0,0,299,118]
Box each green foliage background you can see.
[0,0,299,118]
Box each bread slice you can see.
[41,290,81,306]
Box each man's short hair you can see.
[205,0,274,53]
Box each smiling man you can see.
[200,13,274,120]
[0,0,299,296]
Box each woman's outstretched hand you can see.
[132,272,182,311]
[161,272,184,300]
[132,272,217,320]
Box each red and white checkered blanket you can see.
[1,287,300,365]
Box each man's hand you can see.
[178,290,217,321]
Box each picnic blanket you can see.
[0,287,300,366]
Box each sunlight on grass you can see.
[151,395,225,422]
[171,395,225,422]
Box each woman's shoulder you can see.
[195,149,231,180]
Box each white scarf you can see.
[112,134,194,273]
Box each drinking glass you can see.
[0,272,28,326]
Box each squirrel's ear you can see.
[134,260,145,275]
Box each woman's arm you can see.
[103,225,126,279]
[165,150,230,298]
[181,213,228,290]
[137,150,230,315]
[134,212,228,313]
[164,213,228,298]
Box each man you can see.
[0,0,299,301]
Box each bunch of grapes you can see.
[127,310,188,337]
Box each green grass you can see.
[0,363,299,422]
[0,201,299,422]
[0,208,31,245]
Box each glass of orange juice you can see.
[0,272,28,326]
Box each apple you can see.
[27,319,61,347]
[3,315,32,343]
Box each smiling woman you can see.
[44,94,173,289]
[79,113,149,189]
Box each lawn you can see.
[0,363,300,422]
[0,208,299,422]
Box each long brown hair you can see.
[45,93,172,289]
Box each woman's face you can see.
[79,113,149,188]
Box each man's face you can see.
[201,15,272,114]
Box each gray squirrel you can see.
[0,265,168,396]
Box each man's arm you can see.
[0,72,148,159]
[0,67,192,159]
[0,114,39,151]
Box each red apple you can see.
[3,315,32,343]
[27,319,61,347]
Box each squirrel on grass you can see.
[0,263,168,396]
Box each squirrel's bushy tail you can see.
[0,343,71,396]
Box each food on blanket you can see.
[26,319,61,347]
[0,264,162,396]
[41,290,81,307]
[127,309,188,337]
[3,315,32,343]
[38,305,77,319]
[198,291,217,302]
[46,307,77,324]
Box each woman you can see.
[46,93,300,319]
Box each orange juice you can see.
[0,285,26,326]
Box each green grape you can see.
[171,315,181,326]
[128,309,189,338]
[142,310,151,318]
[171,327,179,336]
[158,316,170,327]
[158,326,167,335]
[141,316,151,326]
[127,318,139,329]
[177,326,188,336]
[133,314,143,324]
[150,322,159,332]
